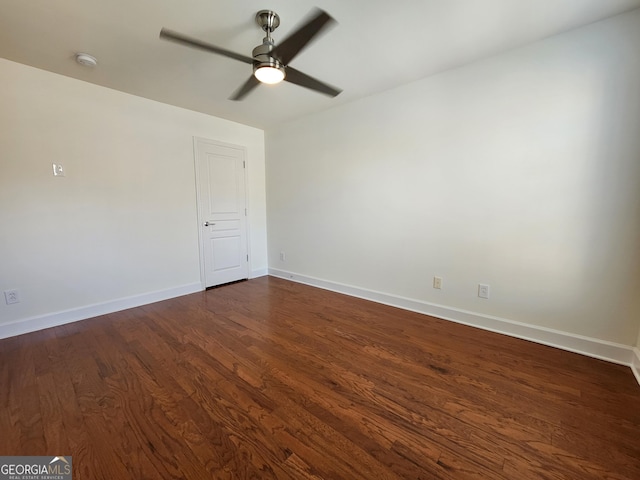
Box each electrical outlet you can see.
[280,251,286,261]
[52,163,65,176]
[4,289,20,305]
[478,284,490,299]
[433,276,442,289]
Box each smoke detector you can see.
[75,53,97,67]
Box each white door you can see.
[194,138,249,288]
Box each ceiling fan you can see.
[160,8,342,101]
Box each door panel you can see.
[195,138,249,287]
[206,155,240,214]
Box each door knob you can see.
[204,221,216,227]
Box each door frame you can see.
[193,136,251,289]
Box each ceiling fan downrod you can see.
[256,10,280,42]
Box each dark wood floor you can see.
[1,276,639,479]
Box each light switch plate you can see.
[53,163,65,176]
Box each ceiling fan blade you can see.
[230,75,261,101]
[160,28,254,64]
[284,67,342,97]
[271,9,335,65]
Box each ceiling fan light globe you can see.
[254,66,285,84]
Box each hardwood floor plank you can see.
[6,337,46,455]
[281,452,326,480]
[35,372,70,453]
[551,426,640,478]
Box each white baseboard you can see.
[0,283,202,340]
[269,268,638,384]
[632,348,640,386]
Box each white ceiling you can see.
[2,0,639,129]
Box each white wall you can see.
[266,10,640,347]
[0,58,267,332]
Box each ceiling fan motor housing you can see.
[252,41,284,71]
[252,10,285,82]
